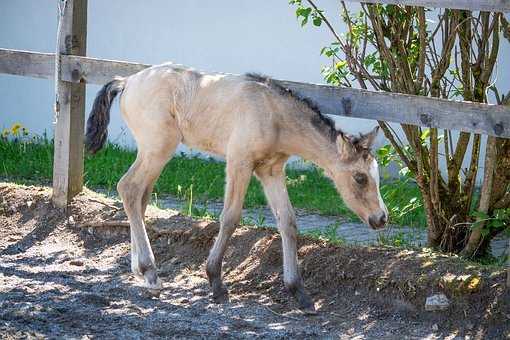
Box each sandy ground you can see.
[0,182,509,339]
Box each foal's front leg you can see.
[256,165,316,313]
[206,159,253,303]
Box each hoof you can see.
[286,283,316,315]
[132,267,144,281]
[144,280,162,298]
[143,269,162,292]
[211,283,229,304]
[296,291,316,315]
[298,302,317,315]
[145,287,162,298]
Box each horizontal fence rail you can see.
[1,48,510,138]
[341,0,510,12]
[0,49,149,83]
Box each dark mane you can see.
[244,73,339,142]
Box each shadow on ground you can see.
[0,182,508,339]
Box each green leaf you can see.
[363,53,377,67]
[420,128,430,140]
[335,60,347,69]
[313,16,322,26]
[490,220,504,229]
[399,167,410,177]
[472,210,489,220]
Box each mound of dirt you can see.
[0,182,508,338]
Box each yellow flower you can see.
[11,123,22,135]
[1,128,9,138]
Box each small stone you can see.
[68,216,75,225]
[177,297,189,304]
[26,201,33,208]
[431,324,439,332]
[354,290,360,296]
[193,288,207,296]
[425,293,449,311]
[69,259,84,266]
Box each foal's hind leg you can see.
[206,158,253,303]
[256,162,315,313]
[118,130,180,293]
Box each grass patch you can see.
[302,223,346,245]
[0,137,426,227]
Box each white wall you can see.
[0,1,377,144]
[1,1,508,181]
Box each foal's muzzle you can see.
[368,211,387,230]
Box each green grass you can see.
[302,223,346,245]
[0,137,426,227]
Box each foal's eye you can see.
[353,173,368,186]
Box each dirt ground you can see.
[0,183,508,339]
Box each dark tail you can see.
[85,77,126,154]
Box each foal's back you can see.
[120,64,286,159]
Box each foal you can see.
[85,64,388,313]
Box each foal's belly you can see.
[181,135,227,158]
[176,112,231,158]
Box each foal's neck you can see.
[284,117,339,174]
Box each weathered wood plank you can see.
[0,49,150,83]
[52,0,87,208]
[0,49,54,79]
[1,48,510,138]
[63,54,150,84]
[279,80,510,138]
[341,0,510,12]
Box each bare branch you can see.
[415,7,426,92]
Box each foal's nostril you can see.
[369,212,387,229]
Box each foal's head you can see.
[330,126,388,229]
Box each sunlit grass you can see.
[0,137,427,227]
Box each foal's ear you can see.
[336,131,356,159]
[359,126,380,150]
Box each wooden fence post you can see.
[52,0,87,208]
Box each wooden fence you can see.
[346,0,510,12]
[0,0,509,207]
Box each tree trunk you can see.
[461,136,497,257]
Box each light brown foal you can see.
[85,64,388,313]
